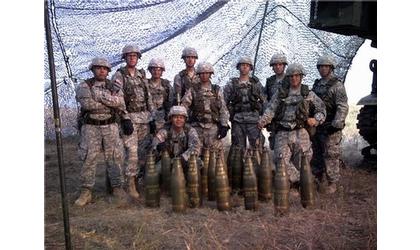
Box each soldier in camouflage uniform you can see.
[151,106,202,174]
[75,57,127,207]
[224,56,266,151]
[264,53,288,150]
[311,56,349,194]
[111,44,156,200]
[173,47,200,103]
[257,63,326,187]
[147,58,174,131]
[181,62,230,158]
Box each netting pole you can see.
[44,1,72,249]
[253,0,270,77]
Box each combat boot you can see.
[127,176,140,199]
[75,188,92,207]
[325,182,337,194]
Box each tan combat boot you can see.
[325,182,337,194]
[75,188,92,207]
[127,176,140,199]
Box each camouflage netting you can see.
[44,0,364,138]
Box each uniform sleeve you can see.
[217,88,230,127]
[308,91,326,125]
[257,79,267,103]
[181,127,202,161]
[181,88,193,110]
[75,82,109,111]
[111,71,124,92]
[174,73,182,96]
[167,81,175,108]
[144,80,157,119]
[223,81,233,105]
[331,82,349,129]
[151,129,168,149]
[258,90,280,127]
[90,85,126,110]
[256,79,268,111]
[264,78,270,102]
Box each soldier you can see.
[147,58,174,131]
[311,55,349,194]
[111,44,156,200]
[265,53,288,150]
[151,105,202,173]
[173,46,200,103]
[224,56,266,151]
[181,61,230,157]
[74,57,127,207]
[257,63,326,191]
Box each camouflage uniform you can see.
[151,106,202,176]
[112,66,155,178]
[181,65,229,155]
[224,76,266,150]
[75,77,126,190]
[147,78,174,131]
[174,70,199,101]
[265,53,288,150]
[311,75,349,184]
[174,47,200,102]
[265,74,286,149]
[258,65,326,183]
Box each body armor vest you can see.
[273,84,312,130]
[312,77,339,123]
[118,67,150,113]
[150,78,172,113]
[266,75,286,102]
[179,69,198,97]
[78,78,117,128]
[163,124,191,158]
[190,83,222,123]
[230,77,264,114]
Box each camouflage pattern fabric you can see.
[75,79,126,188]
[112,66,156,178]
[311,129,342,183]
[274,128,312,183]
[311,76,348,183]
[147,78,174,131]
[182,81,229,159]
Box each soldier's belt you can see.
[85,116,116,126]
[127,106,146,112]
[276,124,302,131]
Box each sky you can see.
[344,39,377,105]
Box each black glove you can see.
[149,120,157,134]
[121,119,134,135]
[217,124,230,139]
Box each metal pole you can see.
[253,0,270,77]
[44,1,72,249]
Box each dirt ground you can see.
[44,134,376,250]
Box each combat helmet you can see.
[89,57,112,71]
[121,44,141,59]
[236,56,254,70]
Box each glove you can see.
[217,124,230,139]
[149,120,157,134]
[121,119,134,135]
